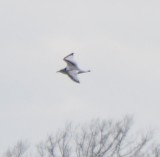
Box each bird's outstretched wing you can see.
[68,70,80,83]
[64,53,79,70]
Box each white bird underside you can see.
[58,53,90,83]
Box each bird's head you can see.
[57,68,67,74]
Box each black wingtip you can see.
[75,80,80,84]
[64,53,74,59]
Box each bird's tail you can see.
[78,70,91,74]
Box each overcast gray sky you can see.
[0,0,160,154]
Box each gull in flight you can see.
[57,53,90,83]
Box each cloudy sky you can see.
[0,0,160,154]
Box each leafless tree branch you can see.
[3,117,160,157]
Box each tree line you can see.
[3,117,160,157]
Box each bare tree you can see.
[56,124,72,157]
[36,124,72,157]
[74,117,155,157]
[3,141,28,157]
[3,117,160,157]
[37,142,46,157]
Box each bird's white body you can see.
[57,53,90,83]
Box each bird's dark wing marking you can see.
[63,53,79,70]
[68,70,80,83]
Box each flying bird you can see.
[57,53,90,83]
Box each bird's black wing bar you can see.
[68,74,80,83]
[68,71,80,83]
[64,53,74,59]
[63,53,77,67]
[66,60,76,67]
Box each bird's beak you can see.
[56,70,60,73]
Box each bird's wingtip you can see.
[64,52,74,59]
[75,80,80,83]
